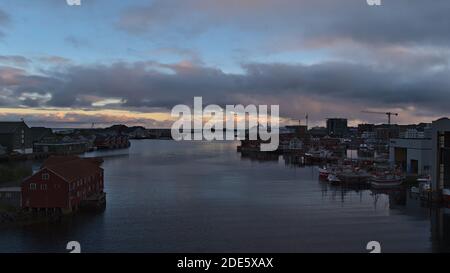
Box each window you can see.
[41,184,47,190]
[30,183,37,190]
[42,173,49,180]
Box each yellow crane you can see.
[362,110,399,125]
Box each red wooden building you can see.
[21,156,104,214]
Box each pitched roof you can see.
[41,156,103,183]
[0,121,28,134]
[30,127,53,141]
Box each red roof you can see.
[41,156,103,183]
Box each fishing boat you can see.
[370,174,404,189]
[417,176,431,192]
[337,169,371,185]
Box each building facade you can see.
[389,138,432,175]
[21,156,104,214]
[0,187,21,208]
[431,118,450,198]
[326,118,348,138]
[0,121,33,154]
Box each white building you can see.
[399,128,425,139]
[389,138,432,175]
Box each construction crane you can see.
[362,110,399,125]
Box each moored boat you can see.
[370,175,404,189]
[442,189,450,204]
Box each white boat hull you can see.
[370,180,403,189]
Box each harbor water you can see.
[0,140,449,253]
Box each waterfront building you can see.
[278,133,303,152]
[94,133,130,149]
[430,118,450,201]
[0,121,33,154]
[389,138,432,175]
[33,135,90,155]
[29,127,53,143]
[326,118,348,138]
[21,156,104,214]
[0,187,21,208]
[399,128,430,139]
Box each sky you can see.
[0,0,450,128]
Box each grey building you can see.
[0,121,33,154]
[389,138,432,175]
[326,118,348,138]
[431,118,450,194]
[0,187,21,208]
[30,127,53,143]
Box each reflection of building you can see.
[326,118,348,138]
[430,208,450,252]
[389,138,432,175]
[0,121,33,154]
[431,118,450,197]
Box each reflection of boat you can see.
[411,187,420,194]
[317,167,331,180]
[327,173,341,184]
[443,189,450,203]
[337,170,371,185]
[370,175,404,189]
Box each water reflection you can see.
[0,140,449,252]
[242,150,450,252]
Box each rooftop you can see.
[0,121,28,134]
[41,156,103,183]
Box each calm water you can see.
[1,140,450,253]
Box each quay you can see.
[236,117,450,206]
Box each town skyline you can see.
[1,0,450,128]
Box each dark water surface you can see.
[1,140,449,253]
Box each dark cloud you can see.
[1,50,450,123]
[116,0,450,47]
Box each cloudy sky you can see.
[0,0,449,128]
